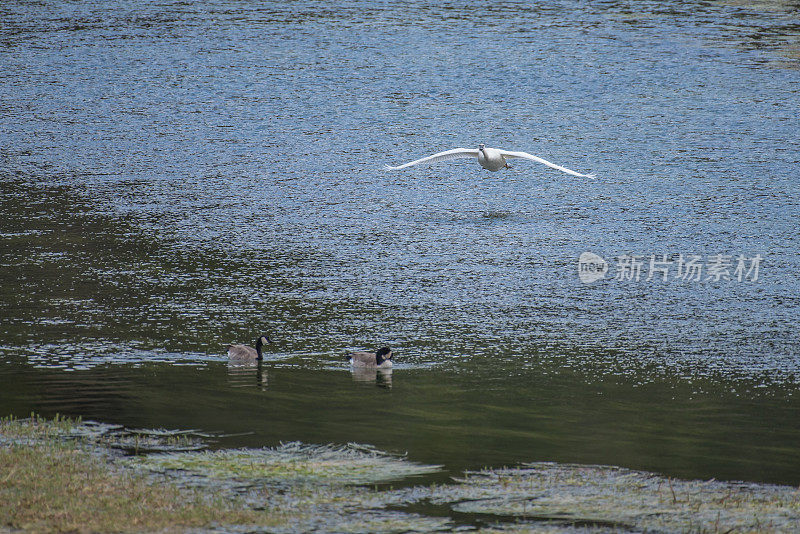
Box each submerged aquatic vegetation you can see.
[425,462,800,532]
[0,413,208,453]
[99,430,207,454]
[0,413,84,442]
[130,441,443,486]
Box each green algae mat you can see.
[420,463,800,532]
[130,442,443,486]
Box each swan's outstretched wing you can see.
[498,150,595,179]
[384,148,479,170]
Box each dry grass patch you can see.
[0,415,280,533]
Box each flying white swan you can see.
[385,144,595,178]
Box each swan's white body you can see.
[385,144,595,178]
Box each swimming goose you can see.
[228,335,270,362]
[348,347,393,369]
[385,144,595,178]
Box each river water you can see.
[1,0,799,485]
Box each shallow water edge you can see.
[3,415,800,533]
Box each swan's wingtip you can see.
[585,173,597,180]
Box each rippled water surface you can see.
[1,0,800,485]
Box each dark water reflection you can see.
[1,357,799,486]
[227,362,269,390]
[1,0,800,486]
[350,366,394,388]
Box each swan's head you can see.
[478,143,485,150]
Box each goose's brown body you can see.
[228,344,259,361]
[228,336,270,361]
[348,348,393,369]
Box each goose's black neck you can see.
[375,347,391,365]
[255,338,264,360]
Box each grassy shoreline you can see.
[0,414,281,533]
[2,414,800,533]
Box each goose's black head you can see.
[255,335,271,359]
[375,347,392,365]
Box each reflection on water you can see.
[716,0,800,66]
[0,2,800,383]
[350,366,393,389]
[227,362,268,390]
[1,0,799,487]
